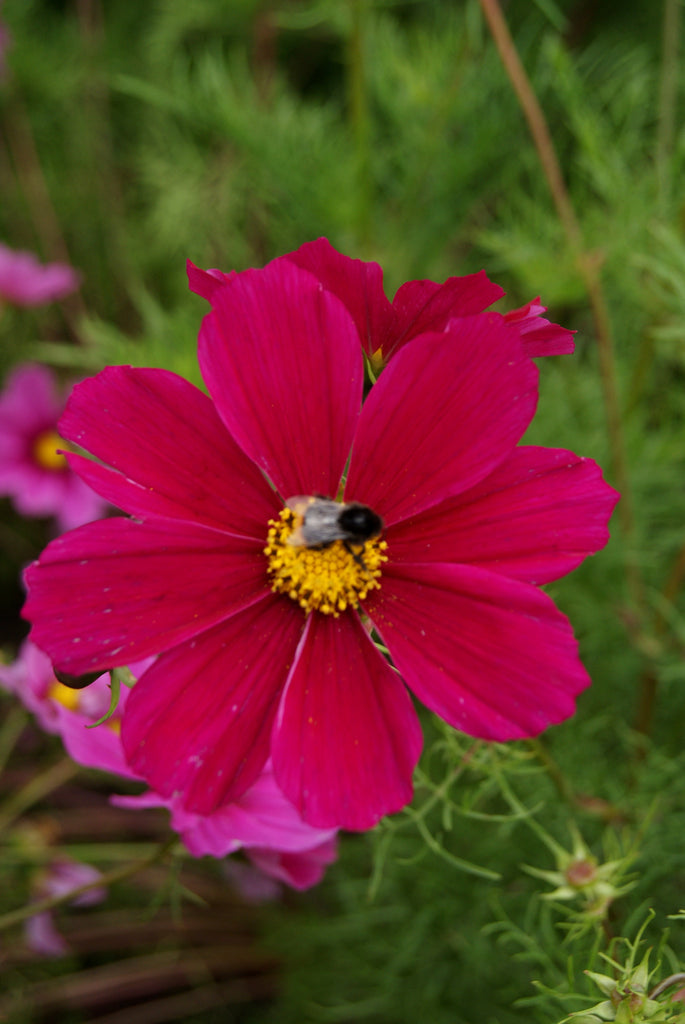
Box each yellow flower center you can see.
[48,679,81,711]
[33,430,68,471]
[48,678,122,733]
[264,507,387,616]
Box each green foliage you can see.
[1,0,685,1021]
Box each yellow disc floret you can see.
[48,679,81,711]
[264,508,387,616]
[33,430,68,471]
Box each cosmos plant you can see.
[23,239,619,832]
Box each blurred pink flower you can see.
[0,243,80,307]
[24,249,618,832]
[26,858,105,958]
[0,363,108,531]
[0,640,338,892]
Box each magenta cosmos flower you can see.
[0,363,108,531]
[23,243,618,832]
[0,243,80,307]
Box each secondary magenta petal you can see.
[283,237,394,357]
[198,260,363,500]
[272,612,422,831]
[23,518,269,675]
[504,298,575,357]
[186,258,236,301]
[365,563,590,742]
[387,446,620,584]
[155,764,337,858]
[122,596,304,813]
[60,366,278,536]
[248,840,338,890]
[386,271,505,357]
[346,313,539,525]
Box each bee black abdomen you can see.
[338,503,383,542]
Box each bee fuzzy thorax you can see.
[265,500,387,616]
[285,495,383,549]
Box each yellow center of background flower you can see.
[48,679,81,711]
[47,678,122,733]
[33,430,68,471]
[264,508,387,616]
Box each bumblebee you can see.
[286,496,383,549]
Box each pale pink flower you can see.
[26,858,105,958]
[0,243,80,307]
[0,363,108,531]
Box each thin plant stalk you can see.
[3,96,88,337]
[0,706,29,777]
[477,0,657,732]
[656,0,681,212]
[0,836,178,934]
[477,0,632,545]
[347,0,372,245]
[0,756,79,835]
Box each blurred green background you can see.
[1,1,685,1021]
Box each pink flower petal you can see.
[346,314,539,526]
[60,366,279,535]
[186,259,236,301]
[0,364,109,530]
[0,363,63,432]
[0,639,62,733]
[177,770,337,856]
[272,612,422,831]
[25,912,68,957]
[284,237,394,357]
[387,447,620,584]
[504,298,575,357]
[386,272,505,358]
[365,562,590,741]
[131,763,338,859]
[23,517,269,675]
[248,838,338,890]
[56,703,136,779]
[198,259,363,500]
[122,596,304,813]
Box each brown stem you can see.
[656,0,681,211]
[477,0,652,729]
[2,94,88,339]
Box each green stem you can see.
[0,836,178,934]
[0,706,29,777]
[528,738,577,808]
[347,0,372,244]
[656,0,681,212]
[0,756,79,835]
[0,843,165,863]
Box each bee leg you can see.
[343,540,368,571]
